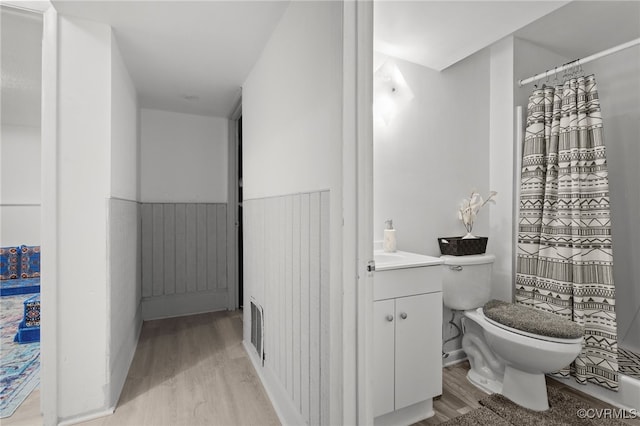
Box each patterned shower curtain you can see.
[516,74,618,390]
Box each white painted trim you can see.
[141,290,229,320]
[354,2,375,425]
[374,399,434,426]
[58,407,115,426]
[342,2,358,423]
[243,340,307,426]
[513,105,524,295]
[488,36,515,303]
[40,5,58,424]
[342,2,358,425]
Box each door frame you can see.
[342,1,374,425]
[40,3,59,424]
[227,97,242,310]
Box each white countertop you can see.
[374,250,444,271]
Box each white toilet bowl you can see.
[464,308,583,411]
[442,254,584,411]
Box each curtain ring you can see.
[563,63,571,81]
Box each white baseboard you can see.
[242,340,306,426]
[142,290,229,320]
[374,399,434,426]
[58,407,115,426]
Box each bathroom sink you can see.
[374,252,404,263]
[374,250,443,271]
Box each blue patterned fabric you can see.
[14,294,40,343]
[0,247,19,280]
[19,246,40,279]
[1,294,40,417]
[0,278,40,296]
[21,294,40,328]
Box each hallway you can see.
[81,311,279,425]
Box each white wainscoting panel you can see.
[141,203,228,320]
[107,198,142,408]
[243,190,330,426]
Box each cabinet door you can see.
[373,299,396,417]
[394,292,442,411]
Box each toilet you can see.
[441,254,584,411]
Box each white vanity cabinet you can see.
[373,257,443,425]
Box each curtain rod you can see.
[518,37,640,87]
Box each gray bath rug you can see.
[438,406,511,425]
[440,387,628,425]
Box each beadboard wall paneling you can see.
[243,190,330,425]
[107,197,142,407]
[141,203,228,320]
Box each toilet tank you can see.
[441,254,495,311]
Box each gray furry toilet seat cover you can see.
[483,299,584,340]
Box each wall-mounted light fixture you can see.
[373,60,414,126]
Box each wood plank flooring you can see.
[80,310,280,426]
[4,311,639,425]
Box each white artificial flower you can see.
[458,190,497,236]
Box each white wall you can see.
[53,15,141,421]
[110,34,139,202]
[586,45,640,353]
[373,50,491,354]
[488,36,515,303]
[108,34,141,408]
[139,108,229,320]
[513,38,570,110]
[57,15,111,420]
[242,2,342,201]
[242,2,344,424]
[140,108,228,203]
[0,125,41,246]
[373,50,491,254]
[0,7,42,247]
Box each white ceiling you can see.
[374,1,570,71]
[514,1,640,60]
[374,1,640,72]
[51,0,290,118]
[3,1,639,124]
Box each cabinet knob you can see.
[386,315,394,322]
[400,312,408,320]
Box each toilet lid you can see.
[482,300,584,340]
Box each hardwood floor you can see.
[416,362,488,424]
[5,312,639,425]
[2,389,41,426]
[80,310,280,426]
[4,310,280,426]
